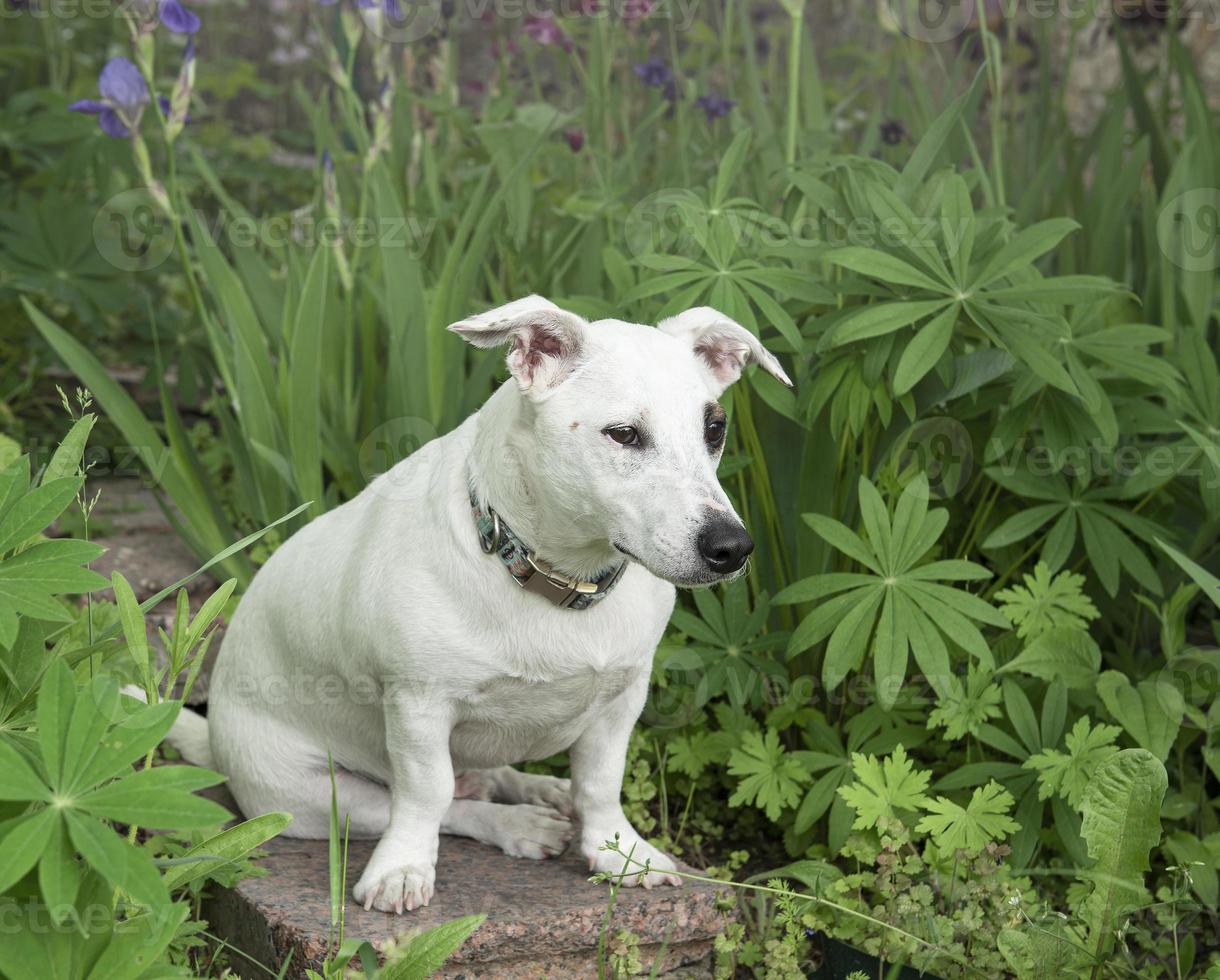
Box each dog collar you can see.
[470,490,626,610]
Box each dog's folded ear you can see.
[448,296,588,394]
[657,307,793,394]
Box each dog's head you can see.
[449,296,791,587]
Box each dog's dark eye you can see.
[605,425,640,447]
[705,418,727,449]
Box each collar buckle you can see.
[520,553,599,608]
[470,481,625,610]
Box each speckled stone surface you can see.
[207,832,733,978]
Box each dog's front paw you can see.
[353,861,436,914]
[585,833,682,889]
[496,804,575,859]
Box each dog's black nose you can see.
[697,519,754,574]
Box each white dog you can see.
[167,297,790,914]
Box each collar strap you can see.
[470,490,626,610]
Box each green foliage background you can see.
[3,1,1220,977]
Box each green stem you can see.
[784,6,803,167]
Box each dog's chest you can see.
[450,666,637,768]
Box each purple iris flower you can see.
[632,56,671,88]
[69,58,150,138]
[695,92,735,122]
[159,0,201,33]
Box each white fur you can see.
[173,298,789,913]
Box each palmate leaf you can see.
[916,780,1020,854]
[727,729,809,821]
[0,443,104,646]
[838,744,931,831]
[927,667,1002,740]
[983,468,1167,596]
[1024,716,1121,808]
[1,661,231,911]
[994,562,1100,639]
[777,475,1004,705]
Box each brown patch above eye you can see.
[569,420,580,430]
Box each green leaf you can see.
[287,245,330,520]
[802,514,881,573]
[895,69,984,201]
[984,274,1121,306]
[822,247,947,292]
[38,816,79,914]
[940,173,975,285]
[1095,671,1184,761]
[162,811,293,891]
[871,591,908,710]
[893,303,958,394]
[0,737,51,801]
[856,475,893,571]
[0,539,106,593]
[916,780,1019,853]
[74,700,180,789]
[112,572,151,690]
[838,744,931,830]
[928,668,1002,740]
[794,769,848,835]
[83,894,188,980]
[997,923,1086,978]
[728,729,809,821]
[36,658,75,790]
[0,476,81,556]
[378,915,487,980]
[826,300,951,347]
[994,563,1099,638]
[1024,716,1121,808]
[59,675,121,795]
[822,586,884,691]
[1159,538,1220,610]
[997,628,1101,689]
[712,129,752,207]
[77,765,230,828]
[41,414,96,484]
[972,218,1080,288]
[66,810,168,909]
[0,808,55,892]
[1079,750,1167,961]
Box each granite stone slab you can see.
[206,833,733,978]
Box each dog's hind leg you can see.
[442,799,574,859]
[240,764,394,840]
[455,767,573,816]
